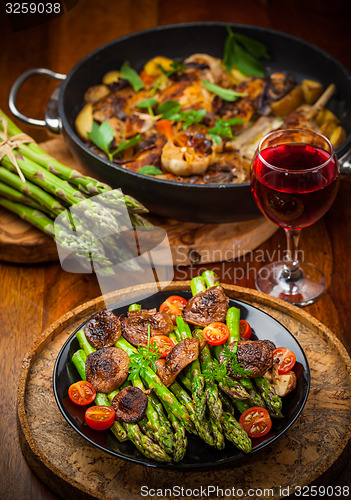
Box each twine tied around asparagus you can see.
[0,117,34,183]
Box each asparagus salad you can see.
[65,271,300,463]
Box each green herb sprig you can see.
[221,343,253,378]
[136,98,158,116]
[202,79,247,102]
[207,117,244,143]
[137,165,163,176]
[223,26,269,77]
[121,61,145,92]
[128,326,162,379]
[87,121,142,161]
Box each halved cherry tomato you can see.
[159,295,188,325]
[273,347,296,374]
[202,322,230,346]
[85,406,115,430]
[150,335,175,357]
[239,319,252,339]
[68,380,96,406]
[239,406,272,438]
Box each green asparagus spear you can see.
[176,317,206,420]
[0,180,52,214]
[221,411,252,453]
[170,380,214,446]
[0,198,55,237]
[131,374,174,454]
[201,270,220,287]
[254,377,284,418]
[0,169,64,216]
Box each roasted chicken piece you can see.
[182,285,229,327]
[84,310,122,349]
[121,308,173,347]
[219,340,274,378]
[111,386,149,422]
[85,347,130,393]
[155,337,201,387]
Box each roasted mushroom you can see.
[121,308,173,347]
[155,337,200,387]
[182,285,229,327]
[219,340,274,379]
[84,310,122,349]
[111,386,149,422]
[85,347,130,393]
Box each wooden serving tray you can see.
[0,138,277,265]
[17,283,351,500]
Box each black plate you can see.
[53,290,310,469]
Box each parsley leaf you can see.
[111,134,142,159]
[136,98,158,116]
[202,79,247,102]
[87,121,114,156]
[157,100,181,120]
[202,359,228,383]
[179,109,207,129]
[121,61,144,92]
[223,26,269,77]
[138,165,163,176]
[207,117,244,143]
[87,121,141,161]
[128,326,162,379]
[221,343,253,378]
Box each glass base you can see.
[255,261,327,306]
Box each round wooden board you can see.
[17,283,351,500]
[0,138,277,265]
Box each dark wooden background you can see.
[0,0,350,498]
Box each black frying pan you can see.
[9,23,351,223]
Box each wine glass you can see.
[250,128,340,306]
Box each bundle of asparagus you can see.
[67,271,288,463]
[0,110,150,267]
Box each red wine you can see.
[251,143,339,229]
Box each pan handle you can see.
[339,149,351,175]
[8,68,66,132]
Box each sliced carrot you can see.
[139,70,154,86]
[156,119,174,139]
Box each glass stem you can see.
[283,228,302,280]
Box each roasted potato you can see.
[84,84,110,104]
[74,103,93,141]
[144,56,174,77]
[316,108,340,127]
[270,85,304,116]
[102,71,122,85]
[330,126,347,148]
[319,119,340,139]
[301,79,324,104]
[272,370,297,397]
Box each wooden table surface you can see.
[1,0,351,498]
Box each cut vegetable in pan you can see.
[76,28,346,184]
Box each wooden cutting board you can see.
[0,137,277,265]
[17,283,351,500]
